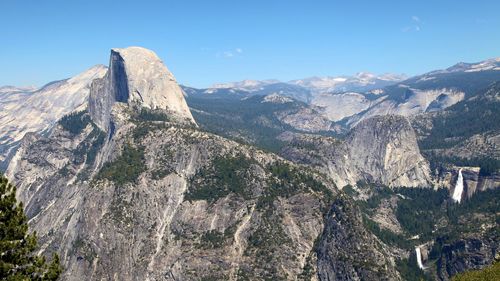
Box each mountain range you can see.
[0,47,499,280]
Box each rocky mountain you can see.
[6,47,410,280]
[188,82,314,103]
[179,58,499,156]
[321,58,500,128]
[208,72,405,98]
[0,65,107,170]
[280,115,432,188]
[290,72,406,94]
[211,79,281,91]
[89,47,195,132]
[316,192,401,280]
[1,47,498,280]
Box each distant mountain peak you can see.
[206,72,405,96]
[261,93,294,104]
[210,79,280,91]
[440,57,500,74]
[289,72,406,93]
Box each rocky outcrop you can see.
[437,237,499,280]
[281,115,432,188]
[89,47,195,132]
[316,193,401,280]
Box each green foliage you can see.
[95,144,146,185]
[73,126,106,166]
[362,216,411,249]
[246,208,291,262]
[199,230,225,249]
[416,83,500,176]
[342,185,358,197]
[0,175,62,280]
[424,152,500,176]
[186,154,255,203]
[298,254,316,280]
[58,111,91,135]
[451,261,500,281]
[84,130,106,165]
[418,82,500,151]
[395,187,448,238]
[188,95,299,152]
[135,109,171,122]
[356,183,393,215]
[258,162,333,209]
[445,187,500,229]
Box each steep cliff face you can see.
[339,115,432,187]
[89,47,195,132]
[316,193,401,280]
[436,236,499,280]
[281,115,432,188]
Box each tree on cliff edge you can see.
[0,175,61,280]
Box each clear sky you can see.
[1,0,499,88]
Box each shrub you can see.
[95,144,146,185]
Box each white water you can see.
[451,168,464,203]
[415,247,425,269]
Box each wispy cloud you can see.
[402,16,422,32]
[217,48,244,58]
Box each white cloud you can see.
[402,16,422,32]
[217,48,243,58]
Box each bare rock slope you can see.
[0,65,107,168]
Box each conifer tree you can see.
[0,175,61,280]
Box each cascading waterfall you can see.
[415,247,425,269]
[451,168,464,203]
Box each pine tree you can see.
[0,175,62,280]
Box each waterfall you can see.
[451,168,464,203]
[415,247,425,269]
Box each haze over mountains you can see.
[0,47,499,280]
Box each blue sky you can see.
[1,0,499,88]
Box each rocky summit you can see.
[89,47,195,132]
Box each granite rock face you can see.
[337,115,432,187]
[316,193,401,280]
[437,237,499,280]
[281,115,432,188]
[89,47,195,132]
